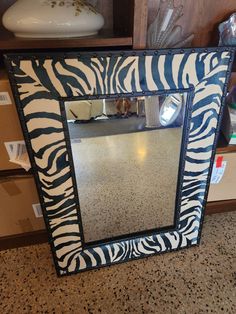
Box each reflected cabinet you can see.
[5,48,234,275]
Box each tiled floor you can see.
[71,128,181,242]
[0,211,235,314]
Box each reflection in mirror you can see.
[65,93,187,243]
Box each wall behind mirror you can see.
[65,93,187,243]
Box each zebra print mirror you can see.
[5,48,234,276]
[65,92,187,243]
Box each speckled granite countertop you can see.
[0,212,235,313]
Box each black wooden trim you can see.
[0,229,48,251]
[0,168,32,178]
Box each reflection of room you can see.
[65,94,184,138]
[70,129,182,243]
[65,95,184,243]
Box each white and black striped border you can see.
[5,48,235,276]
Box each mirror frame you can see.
[5,48,234,276]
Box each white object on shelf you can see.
[2,0,104,38]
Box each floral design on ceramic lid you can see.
[43,0,97,15]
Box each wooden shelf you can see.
[216,133,236,154]
[0,1,149,51]
[216,145,236,154]
[206,199,236,215]
[0,168,32,178]
[0,29,133,50]
[0,229,48,251]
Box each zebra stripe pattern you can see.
[6,48,234,275]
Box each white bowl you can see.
[2,0,104,38]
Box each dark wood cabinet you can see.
[0,0,148,50]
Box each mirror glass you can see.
[65,93,187,243]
